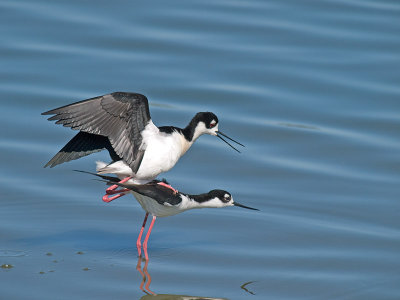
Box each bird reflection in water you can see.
[136,255,228,299]
[136,255,155,295]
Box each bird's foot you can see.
[102,192,127,202]
[102,176,132,202]
[157,182,179,194]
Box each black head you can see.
[195,112,219,129]
[208,189,232,203]
[205,189,259,210]
[183,112,219,142]
[183,111,245,152]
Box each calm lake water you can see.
[1,0,400,299]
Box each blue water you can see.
[1,0,400,299]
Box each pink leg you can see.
[157,182,178,194]
[106,188,130,195]
[136,213,149,257]
[102,192,128,202]
[102,176,132,203]
[106,176,132,193]
[143,215,156,260]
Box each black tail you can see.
[73,170,120,183]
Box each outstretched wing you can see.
[42,92,151,172]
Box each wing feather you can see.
[113,181,183,206]
[43,92,151,172]
[44,132,115,168]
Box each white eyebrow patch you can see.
[210,120,217,125]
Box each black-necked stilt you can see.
[42,92,244,192]
[81,171,258,259]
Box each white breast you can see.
[134,123,192,180]
[96,121,193,183]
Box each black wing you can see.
[42,92,151,172]
[44,132,119,168]
[113,181,183,206]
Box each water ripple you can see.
[1,0,400,299]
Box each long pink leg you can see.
[143,216,156,260]
[136,213,149,257]
[105,188,130,195]
[157,182,178,194]
[107,176,132,190]
[102,176,132,202]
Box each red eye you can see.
[210,123,216,128]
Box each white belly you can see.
[131,191,183,217]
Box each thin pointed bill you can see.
[216,130,245,153]
[233,202,259,211]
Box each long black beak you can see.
[216,130,245,153]
[233,202,259,211]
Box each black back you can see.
[120,181,184,206]
[115,182,230,207]
[76,171,232,207]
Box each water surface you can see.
[1,0,400,299]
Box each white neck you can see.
[178,195,227,211]
[192,122,208,142]
[178,133,194,156]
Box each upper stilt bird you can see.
[42,92,244,191]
